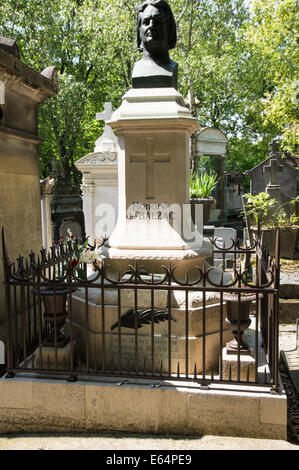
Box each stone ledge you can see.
[0,49,58,96]
[0,375,287,440]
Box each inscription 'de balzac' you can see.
[126,202,174,221]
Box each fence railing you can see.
[1,227,281,393]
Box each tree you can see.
[0,0,297,187]
[241,0,299,153]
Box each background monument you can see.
[76,102,118,242]
[0,38,58,344]
[72,0,231,375]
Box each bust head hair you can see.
[136,0,177,52]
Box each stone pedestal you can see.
[71,286,232,375]
[76,103,118,241]
[222,346,256,382]
[72,88,228,376]
[34,341,76,370]
[103,87,213,280]
[266,184,282,205]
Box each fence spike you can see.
[177,362,180,378]
[229,364,232,381]
[194,363,197,380]
[160,360,163,377]
[247,365,250,383]
[143,357,146,376]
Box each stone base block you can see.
[222,347,256,382]
[71,289,229,337]
[69,322,232,375]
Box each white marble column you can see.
[81,182,94,241]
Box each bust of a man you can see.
[132,0,178,89]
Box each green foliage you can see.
[190,171,218,198]
[243,192,299,229]
[0,0,297,188]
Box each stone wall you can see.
[0,41,57,343]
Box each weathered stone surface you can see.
[0,41,57,344]
[133,1,178,89]
[0,377,287,439]
[34,341,76,370]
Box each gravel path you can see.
[0,431,297,451]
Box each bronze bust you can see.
[132,0,178,89]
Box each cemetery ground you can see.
[0,258,298,451]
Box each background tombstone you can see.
[226,172,245,219]
[213,226,237,268]
[193,127,228,225]
[50,172,85,243]
[75,102,118,242]
[0,38,58,343]
[246,141,298,207]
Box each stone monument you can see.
[72,1,232,375]
[0,37,58,343]
[75,103,118,242]
[103,0,212,279]
[50,163,85,243]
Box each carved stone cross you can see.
[269,139,279,156]
[130,137,170,199]
[96,102,114,139]
[263,158,283,186]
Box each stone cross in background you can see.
[263,158,283,186]
[263,157,283,204]
[94,102,118,154]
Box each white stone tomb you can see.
[75,103,118,243]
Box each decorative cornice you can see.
[0,49,58,103]
[76,151,118,168]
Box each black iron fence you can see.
[1,228,281,393]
